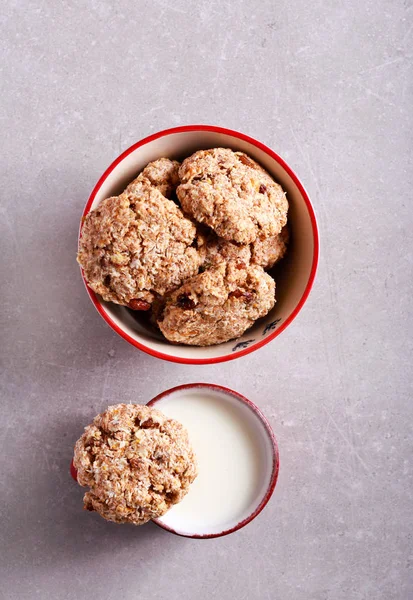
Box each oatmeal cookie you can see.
[157,262,275,346]
[177,148,288,244]
[202,234,251,271]
[251,226,289,270]
[203,226,289,271]
[73,404,197,525]
[77,184,203,307]
[126,158,180,199]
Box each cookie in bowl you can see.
[157,262,276,346]
[77,183,204,309]
[202,226,289,272]
[177,148,288,244]
[126,157,180,199]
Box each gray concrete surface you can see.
[1,1,412,599]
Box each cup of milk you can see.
[70,384,279,538]
[149,383,279,538]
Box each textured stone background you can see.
[1,1,412,598]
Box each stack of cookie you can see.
[77,148,289,346]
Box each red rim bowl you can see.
[79,125,319,364]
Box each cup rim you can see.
[79,124,319,364]
[148,382,279,539]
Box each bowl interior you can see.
[83,128,317,361]
[149,384,278,537]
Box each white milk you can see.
[154,387,274,536]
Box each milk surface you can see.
[155,387,273,535]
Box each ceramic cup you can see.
[70,383,279,539]
[79,125,319,364]
[149,383,279,538]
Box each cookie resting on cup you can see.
[73,404,197,525]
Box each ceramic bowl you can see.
[79,125,319,364]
